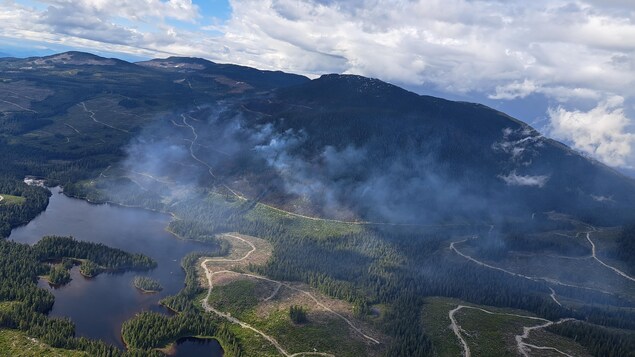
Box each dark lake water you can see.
[9,187,223,355]
[170,337,224,357]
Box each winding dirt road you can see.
[448,306,471,357]
[263,281,283,302]
[239,271,380,345]
[548,287,562,306]
[449,305,574,357]
[0,98,37,113]
[516,318,575,357]
[80,102,129,133]
[448,224,635,356]
[585,229,635,282]
[450,233,617,300]
[98,165,111,178]
[129,170,173,185]
[181,114,219,181]
[177,111,478,228]
[200,234,377,356]
[64,123,82,134]
[252,200,475,228]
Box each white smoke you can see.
[499,171,549,188]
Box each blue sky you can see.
[0,0,634,171]
[195,0,231,21]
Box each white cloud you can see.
[546,96,635,167]
[0,0,632,95]
[490,79,539,100]
[499,171,550,187]
[41,0,200,22]
[2,0,631,96]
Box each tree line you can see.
[123,250,242,356]
[33,235,156,272]
[0,178,50,237]
[0,237,161,356]
[548,320,635,357]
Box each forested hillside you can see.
[1,51,635,356]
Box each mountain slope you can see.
[1,52,634,226]
[221,74,635,225]
[2,52,635,357]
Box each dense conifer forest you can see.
[132,276,163,293]
[1,52,635,355]
[0,179,50,237]
[0,237,161,356]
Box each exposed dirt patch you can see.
[199,232,386,356]
[211,75,253,93]
[198,233,271,288]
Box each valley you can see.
[0,51,634,356]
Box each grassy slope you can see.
[421,297,590,357]
[245,202,363,238]
[207,279,374,357]
[0,194,26,205]
[0,329,87,357]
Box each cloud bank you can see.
[546,96,635,167]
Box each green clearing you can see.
[206,279,378,356]
[0,301,19,313]
[420,298,463,356]
[255,309,368,357]
[208,279,259,316]
[225,324,280,357]
[525,328,592,357]
[457,306,543,356]
[0,329,87,357]
[0,194,26,205]
[226,306,371,357]
[421,297,589,357]
[245,202,363,239]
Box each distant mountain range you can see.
[1,51,634,225]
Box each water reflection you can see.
[169,337,224,357]
[10,187,219,353]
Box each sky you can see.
[0,0,634,171]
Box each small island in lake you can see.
[46,264,71,286]
[133,276,163,293]
[42,258,75,286]
[79,260,102,277]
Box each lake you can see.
[169,337,224,357]
[9,187,223,355]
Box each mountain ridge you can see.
[1,51,634,225]
[2,50,635,357]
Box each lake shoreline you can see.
[10,185,221,355]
